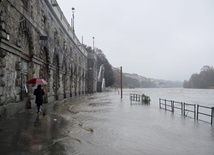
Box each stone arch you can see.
[74,64,77,96]
[78,66,81,95]
[17,17,34,106]
[70,63,73,97]
[53,51,60,100]
[18,16,34,57]
[62,56,67,99]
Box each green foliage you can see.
[84,44,115,87]
[142,94,150,104]
[183,65,214,89]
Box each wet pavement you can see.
[0,100,70,155]
[0,89,214,155]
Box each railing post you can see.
[194,104,196,120]
[183,102,186,117]
[181,102,184,115]
[165,99,166,110]
[130,95,132,105]
[171,100,174,113]
[211,107,214,125]
[141,95,143,103]
[197,104,199,120]
[159,98,161,108]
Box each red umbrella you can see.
[27,78,48,85]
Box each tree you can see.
[96,48,115,87]
[183,65,214,89]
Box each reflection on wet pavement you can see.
[0,102,69,155]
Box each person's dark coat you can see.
[34,85,45,106]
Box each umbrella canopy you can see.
[27,78,48,85]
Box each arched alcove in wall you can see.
[53,52,60,100]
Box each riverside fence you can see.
[130,94,150,104]
[159,98,214,125]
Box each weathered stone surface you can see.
[0,78,5,86]
[16,79,21,86]
[0,86,3,96]
[15,62,21,71]
[0,68,4,77]
[0,58,5,67]
[0,31,6,39]
[0,49,7,57]
[16,71,21,78]
[0,0,97,117]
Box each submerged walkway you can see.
[0,90,214,155]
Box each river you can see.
[59,88,214,155]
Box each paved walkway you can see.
[0,99,70,155]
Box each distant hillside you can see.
[113,68,182,88]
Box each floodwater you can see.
[58,88,214,155]
[0,88,213,155]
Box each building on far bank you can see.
[0,0,97,117]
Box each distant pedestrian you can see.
[34,85,45,114]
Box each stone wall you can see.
[0,0,91,117]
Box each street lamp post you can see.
[92,37,95,52]
[71,7,75,32]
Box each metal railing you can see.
[159,98,214,125]
[130,94,150,104]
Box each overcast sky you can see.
[57,0,214,81]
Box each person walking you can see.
[34,85,45,114]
